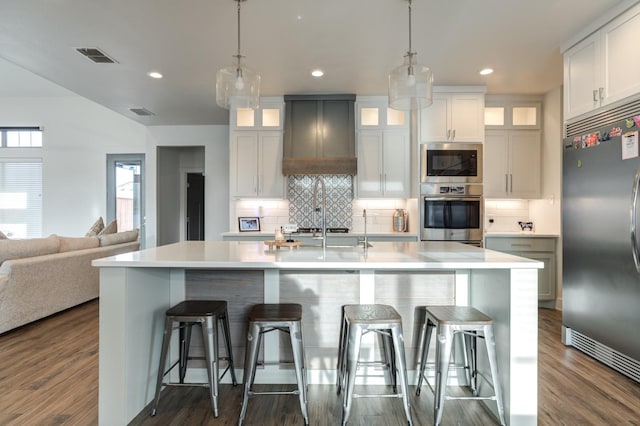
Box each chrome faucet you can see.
[312,176,327,249]
[357,209,369,248]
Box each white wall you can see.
[145,125,229,247]
[0,58,146,237]
[0,58,231,246]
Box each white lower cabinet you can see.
[484,130,541,198]
[485,236,557,301]
[357,129,409,198]
[230,130,284,198]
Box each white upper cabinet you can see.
[357,130,409,198]
[231,97,284,130]
[484,130,541,199]
[230,131,284,198]
[420,91,485,143]
[564,3,640,120]
[229,96,285,199]
[356,97,410,198]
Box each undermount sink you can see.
[303,242,373,249]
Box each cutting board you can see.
[264,240,302,250]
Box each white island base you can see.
[94,241,541,425]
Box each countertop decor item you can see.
[388,0,433,110]
[238,217,260,232]
[215,0,260,109]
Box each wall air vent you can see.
[129,108,155,117]
[75,47,118,64]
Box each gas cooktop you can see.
[295,227,349,234]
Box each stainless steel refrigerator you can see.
[562,110,640,383]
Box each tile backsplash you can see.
[288,175,353,229]
[484,199,531,232]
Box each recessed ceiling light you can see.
[311,69,324,77]
[148,71,163,79]
[479,68,494,76]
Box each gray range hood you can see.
[283,94,356,175]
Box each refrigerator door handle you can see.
[631,166,640,272]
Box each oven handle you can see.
[422,196,483,201]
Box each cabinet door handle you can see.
[254,176,258,194]
[451,129,456,140]
[505,174,509,193]
[447,129,451,140]
[599,87,605,102]
[593,89,599,103]
[510,174,513,193]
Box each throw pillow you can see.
[86,217,105,237]
[98,229,139,247]
[99,219,118,236]
[0,230,7,239]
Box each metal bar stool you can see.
[150,300,237,418]
[338,304,412,426]
[415,305,506,426]
[238,303,309,425]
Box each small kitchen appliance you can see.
[392,209,408,232]
[421,143,483,184]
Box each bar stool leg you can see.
[337,318,349,395]
[464,331,478,395]
[179,322,193,383]
[483,325,506,425]
[151,317,174,416]
[202,316,220,417]
[434,325,454,426]
[342,325,362,426]
[336,306,346,390]
[239,322,262,426]
[380,331,396,392]
[220,309,238,386]
[290,321,309,425]
[391,326,413,425]
[415,319,433,395]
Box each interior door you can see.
[186,173,204,241]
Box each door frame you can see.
[106,153,146,248]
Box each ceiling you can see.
[0,0,625,126]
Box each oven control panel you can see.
[420,183,483,197]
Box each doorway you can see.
[107,154,145,247]
[186,173,205,240]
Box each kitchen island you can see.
[94,241,541,425]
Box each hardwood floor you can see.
[0,301,638,425]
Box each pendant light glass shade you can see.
[215,0,260,110]
[216,56,261,109]
[388,0,433,110]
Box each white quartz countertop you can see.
[221,231,416,238]
[93,241,542,270]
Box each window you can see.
[0,160,43,238]
[0,127,43,147]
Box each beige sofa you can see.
[0,230,140,334]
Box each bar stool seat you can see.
[338,304,412,426]
[150,300,237,418]
[415,305,506,426]
[239,303,309,425]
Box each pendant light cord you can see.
[408,0,412,54]
[236,0,242,59]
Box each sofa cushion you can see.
[0,235,60,264]
[98,229,139,247]
[99,219,117,236]
[85,217,105,237]
[0,230,7,239]
[58,235,100,252]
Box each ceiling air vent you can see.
[129,108,155,117]
[75,47,117,64]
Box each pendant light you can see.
[216,0,261,109]
[388,0,433,110]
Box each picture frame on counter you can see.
[238,217,260,232]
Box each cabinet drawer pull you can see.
[511,243,532,247]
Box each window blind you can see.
[0,159,43,238]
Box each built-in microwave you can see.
[420,143,483,184]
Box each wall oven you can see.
[420,183,483,245]
[420,143,482,184]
